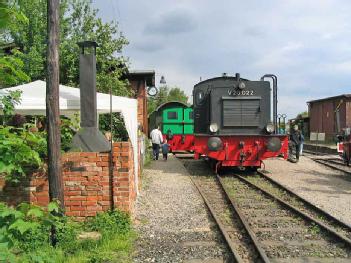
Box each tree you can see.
[46,0,64,212]
[296,111,308,119]
[6,0,130,96]
[0,0,29,87]
[148,86,189,114]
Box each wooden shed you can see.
[308,94,351,140]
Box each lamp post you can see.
[160,75,166,85]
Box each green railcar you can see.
[148,101,194,151]
[149,101,193,135]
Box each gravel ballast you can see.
[262,156,351,226]
[133,155,230,262]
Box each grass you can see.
[66,231,136,263]
[2,209,136,263]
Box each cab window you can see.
[195,90,205,105]
[167,111,178,120]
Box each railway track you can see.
[311,158,351,175]
[183,160,351,262]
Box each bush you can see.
[0,203,134,263]
[85,210,131,235]
[0,125,47,182]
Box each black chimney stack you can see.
[71,41,111,152]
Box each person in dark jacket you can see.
[290,125,302,162]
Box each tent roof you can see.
[0,80,136,116]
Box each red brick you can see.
[117,187,129,192]
[86,206,103,211]
[71,206,86,211]
[66,196,86,201]
[82,190,98,196]
[66,211,80,216]
[36,196,50,202]
[102,196,111,201]
[101,156,109,162]
[65,201,81,206]
[97,161,109,167]
[82,201,97,206]
[80,211,97,216]
[65,191,81,196]
[98,201,110,206]
[80,152,97,157]
[86,196,99,201]
[115,192,129,197]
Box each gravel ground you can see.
[262,155,351,226]
[133,155,230,263]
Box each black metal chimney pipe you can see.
[261,74,278,134]
[70,41,111,152]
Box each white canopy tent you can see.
[0,80,139,193]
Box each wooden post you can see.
[46,0,64,209]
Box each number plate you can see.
[227,89,254,96]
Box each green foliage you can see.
[60,117,79,152]
[0,125,46,182]
[0,89,21,123]
[0,202,55,251]
[0,50,30,87]
[148,85,189,114]
[0,203,134,263]
[0,0,28,31]
[7,0,130,96]
[296,111,308,118]
[0,1,30,87]
[99,113,128,142]
[85,210,130,235]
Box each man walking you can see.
[150,125,163,160]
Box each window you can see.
[195,90,205,105]
[189,111,194,120]
[167,111,178,120]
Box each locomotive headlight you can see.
[265,123,275,133]
[238,82,246,90]
[210,123,219,133]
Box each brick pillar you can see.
[112,142,136,213]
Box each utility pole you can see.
[46,0,64,209]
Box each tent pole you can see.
[109,85,114,210]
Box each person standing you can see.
[290,125,302,162]
[161,139,170,161]
[150,125,163,160]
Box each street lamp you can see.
[160,75,166,85]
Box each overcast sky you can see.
[93,0,351,118]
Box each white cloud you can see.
[93,0,351,117]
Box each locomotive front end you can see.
[193,73,288,170]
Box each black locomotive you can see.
[192,73,288,170]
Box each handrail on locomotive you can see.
[260,74,278,134]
